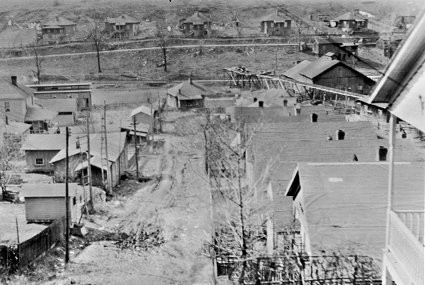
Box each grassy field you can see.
[0,45,320,83]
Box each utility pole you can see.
[133,115,139,179]
[65,126,70,263]
[86,112,94,211]
[103,102,112,194]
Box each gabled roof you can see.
[5,121,31,135]
[332,11,368,22]
[43,17,76,27]
[368,10,425,132]
[105,14,140,25]
[285,162,424,258]
[49,132,127,164]
[393,16,416,27]
[167,80,212,100]
[25,106,58,122]
[299,57,340,79]
[283,60,312,82]
[260,11,290,23]
[130,105,155,118]
[182,11,211,25]
[21,134,73,151]
[21,183,81,197]
[0,79,34,100]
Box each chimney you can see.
[378,146,388,161]
[11,76,17,86]
[253,97,258,103]
[258,101,264,108]
[311,113,318,123]
[283,99,288,107]
[336,129,345,140]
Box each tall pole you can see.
[103,102,112,194]
[65,126,70,263]
[385,114,396,248]
[133,115,139,179]
[86,112,94,210]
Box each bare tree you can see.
[156,23,169,72]
[32,46,43,84]
[88,22,105,73]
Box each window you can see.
[35,158,44,165]
[357,84,363,91]
[73,197,76,205]
[4,101,10,112]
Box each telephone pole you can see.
[86,112,94,210]
[133,115,139,179]
[65,126,70,263]
[103,102,112,194]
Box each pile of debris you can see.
[115,223,164,252]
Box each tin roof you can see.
[332,11,368,22]
[43,17,76,27]
[105,14,140,25]
[260,11,290,23]
[21,134,75,151]
[21,183,81,197]
[167,80,212,100]
[182,11,211,25]
[0,79,34,100]
[24,106,58,122]
[37,98,77,113]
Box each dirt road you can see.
[56,134,213,285]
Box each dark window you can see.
[35,158,44,165]
[59,112,73,115]
[4,101,10,112]
[73,197,76,205]
[378,146,388,161]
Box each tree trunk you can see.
[162,46,167,72]
[95,41,102,73]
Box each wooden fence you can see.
[0,217,65,273]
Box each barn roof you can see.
[21,183,81,198]
[285,162,424,259]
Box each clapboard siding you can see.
[25,197,82,223]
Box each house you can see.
[284,162,424,264]
[21,134,74,173]
[41,16,76,44]
[368,11,425,285]
[129,104,159,132]
[120,121,150,145]
[312,37,359,61]
[26,82,92,111]
[166,78,212,109]
[0,76,57,133]
[37,98,78,126]
[260,10,292,36]
[329,9,368,33]
[21,183,87,224]
[49,132,128,188]
[181,11,212,38]
[317,13,330,22]
[104,14,140,40]
[282,56,376,94]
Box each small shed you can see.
[22,183,86,224]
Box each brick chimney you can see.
[11,76,17,86]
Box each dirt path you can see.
[55,134,213,285]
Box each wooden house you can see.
[50,132,128,188]
[282,56,375,94]
[26,82,92,111]
[37,98,78,126]
[329,9,368,33]
[368,12,425,284]
[0,76,57,133]
[312,38,359,61]
[260,10,291,36]
[166,78,212,109]
[104,14,140,40]
[21,134,74,173]
[181,11,212,38]
[284,162,424,262]
[41,17,76,44]
[22,183,86,224]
